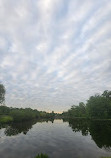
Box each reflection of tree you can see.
[4,120,37,136]
[67,119,111,149]
[37,118,54,123]
[89,121,111,149]
[0,84,5,105]
[3,118,54,136]
[0,123,7,129]
[49,118,54,123]
[68,119,89,136]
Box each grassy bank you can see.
[34,154,111,158]
[0,115,13,123]
[101,157,111,158]
[35,154,49,158]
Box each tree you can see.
[0,84,5,105]
[86,94,111,119]
[35,153,49,158]
[102,90,111,100]
[51,111,55,118]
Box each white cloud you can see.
[0,0,111,112]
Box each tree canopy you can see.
[0,83,5,105]
[62,90,111,119]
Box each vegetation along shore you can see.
[0,83,111,123]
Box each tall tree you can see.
[102,90,111,100]
[86,94,111,119]
[0,83,5,105]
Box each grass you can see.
[34,154,111,158]
[35,153,49,158]
[0,115,13,123]
[101,157,111,158]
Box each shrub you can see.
[0,115,13,123]
[35,153,49,158]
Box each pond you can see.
[0,119,111,158]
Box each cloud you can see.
[0,0,111,112]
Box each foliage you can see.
[0,106,10,115]
[102,90,111,100]
[101,157,111,158]
[68,102,86,118]
[9,108,38,122]
[0,83,5,105]
[62,90,111,119]
[0,115,13,123]
[0,106,55,122]
[86,94,111,119]
[0,84,55,122]
[35,153,49,158]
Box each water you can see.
[0,119,111,158]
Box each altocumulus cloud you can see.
[0,0,111,112]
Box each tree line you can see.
[0,83,55,123]
[62,90,111,119]
[1,83,111,120]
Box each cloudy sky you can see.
[0,0,111,112]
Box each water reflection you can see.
[68,119,89,136]
[89,121,111,149]
[0,119,111,158]
[0,119,54,136]
[0,119,111,150]
[4,120,36,136]
[66,119,111,149]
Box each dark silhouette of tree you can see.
[68,118,89,136]
[0,83,5,105]
[35,153,49,158]
[4,120,37,136]
[62,90,111,119]
[67,119,111,149]
[89,120,111,149]
[86,94,111,119]
[102,90,111,100]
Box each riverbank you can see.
[62,117,111,121]
[0,106,55,123]
[0,115,13,123]
[34,154,111,158]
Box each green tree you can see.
[51,111,55,118]
[0,84,5,105]
[62,90,111,119]
[66,103,86,118]
[86,94,111,119]
[102,90,111,100]
[35,153,49,158]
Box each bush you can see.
[0,115,13,123]
[35,153,49,158]
[101,157,111,158]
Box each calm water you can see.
[0,119,111,158]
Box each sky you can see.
[0,0,111,113]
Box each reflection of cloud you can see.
[0,0,111,112]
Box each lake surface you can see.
[0,119,111,158]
